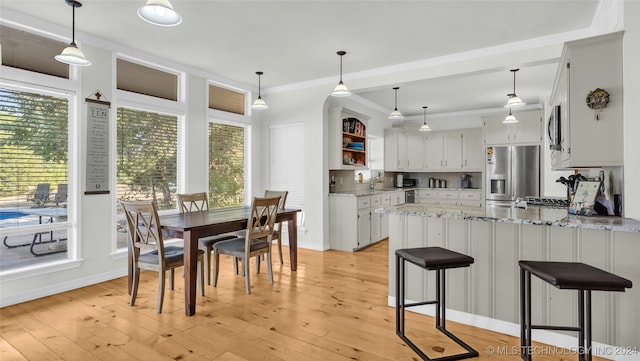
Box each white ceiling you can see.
[1,1,602,117]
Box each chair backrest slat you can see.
[121,201,164,259]
[176,192,209,213]
[245,196,280,247]
[264,190,288,210]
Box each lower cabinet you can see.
[330,194,390,252]
[415,189,483,208]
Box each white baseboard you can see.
[388,296,639,361]
[1,268,127,308]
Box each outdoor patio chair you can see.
[46,184,68,207]
[27,183,50,207]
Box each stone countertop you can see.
[329,187,482,197]
[376,203,640,233]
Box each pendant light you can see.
[55,0,91,66]
[419,106,432,132]
[504,68,525,108]
[138,0,182,26]
[388,87,404,119]
[503,108,518,124]
[252,71,268,110]
[331,51,351,97]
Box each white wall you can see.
[623,1,640,219]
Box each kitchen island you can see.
[379,203,640,357]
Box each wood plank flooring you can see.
[0,240,607,360]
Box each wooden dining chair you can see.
[121,200,205,313]
[212,196,280,294]
[264,190,288,264]
[176,192,237,285]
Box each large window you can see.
[0,86,71,271]
[208,122,247,208]
[116,107,178,210]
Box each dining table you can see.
[127,206,301,316]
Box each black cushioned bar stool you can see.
[396,246,478,361]
[519,261,632,361]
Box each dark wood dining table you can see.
[127,206,301,316]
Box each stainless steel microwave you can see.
[547,105,561,150]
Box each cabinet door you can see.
[483,117,512,145]
[384,129,406,171]
[371,208,381,243]
[424,133,444,170]
[443,132,462,170]
[513,112,543,144]
[406,132,425,170]
[357,209,371,248]
[462,129,483,171]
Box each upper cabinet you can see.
[329,108,370,170]
[384,128,483,172]
[549,31,623,169]
[482,110,543,146]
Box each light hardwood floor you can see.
[1,240,606,361]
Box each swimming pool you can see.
[0,211,30,221]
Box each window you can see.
[0,86,72,271]
[0,25,69,79]
[269,123,304,228]
[116,59,178,101]
[208,122,247,208]
[209,84,245,115]
[115,107,178,248]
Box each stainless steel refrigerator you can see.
[485,145,540,202]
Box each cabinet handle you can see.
[441,160,443,167]
[465,160,467,166]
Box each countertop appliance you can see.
[403,178,416,188]
[486,145,540,202]
[460,174,471,189]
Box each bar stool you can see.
[396,246,479,361]
[519,261,633,361]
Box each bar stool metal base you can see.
[396,253,479,361]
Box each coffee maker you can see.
[460,174,471,189]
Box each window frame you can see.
[112,55,186,254]
[0,77,80,279]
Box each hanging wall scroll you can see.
[85,90,111,195]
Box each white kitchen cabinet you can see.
[384,128,407,171]
[406,132,425,170]
[424,132,444,170]
[328,107,370,170]
[443,132,463,170]
[482,110,543,146]
[330,193,391,252]
[391,190,405,205]
[415,189,483,208]
[461,129,483,171]
[550,32,623,169]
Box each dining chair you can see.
[264,190,288,264]
[176,192,237,285]
[212,196,280,294]
[121,200,205,313]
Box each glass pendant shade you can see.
[388,87,404,119]
[252,96,268,110]
[251,71,268,110]
[505,94,526,108]
[504,68,525,108]
[419,106,431,132]
[331,51,351,97]
[503,109,518,124]
[55,0,91,66]
[138,0,182,26]
[56,43,91,66]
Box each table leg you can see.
[184,230,198,316]
[287,215,298,271]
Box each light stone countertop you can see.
[329,187,482,197]
[376,203,640,233]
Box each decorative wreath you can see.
[586,88,610,110]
